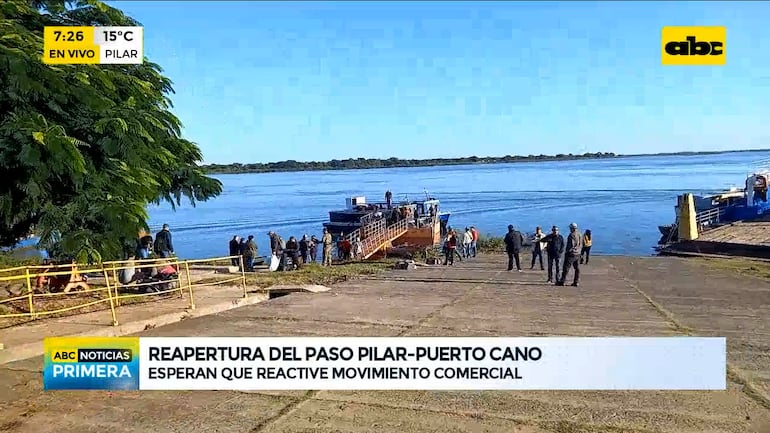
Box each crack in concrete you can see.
[291,393,659,433]
[397,270,504,337]
[240,389,744,425]
[247,390,319,433]
[361,276,532,285]
[228,315,412,331]
[1,367,39,373]
[608,263,770,413]
[246,270,503,432]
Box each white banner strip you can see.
[138,337,726,390]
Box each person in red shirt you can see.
[340,238,352,260]
[470,226,479,257]
[444,230,458,265]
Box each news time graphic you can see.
[661,26,726,66]
[44,337,140,390]
[42,26,144,65]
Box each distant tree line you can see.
[203,152,618,174]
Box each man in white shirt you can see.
[462,227,473,258]
[530,226,546,270]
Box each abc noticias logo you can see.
[661,26,726,66]
[51,348,133,377]
[44,337,140,390]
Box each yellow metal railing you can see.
[0,255,247,327]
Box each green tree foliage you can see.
[0,0,222,262]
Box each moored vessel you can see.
[658,171,770,245]
[323,192,450,259]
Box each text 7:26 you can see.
[54,30,84,42]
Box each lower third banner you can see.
[43,336,726,391]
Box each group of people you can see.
[116,223,177,287]
[229,227,346,271]
[505,224,593,287]
[441,226,480,265]
[134,224,175,260]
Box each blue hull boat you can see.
[659,171,770,244]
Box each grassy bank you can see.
[476,235,507,254]
[197,261,395,288]
[0,259,396,328]
[696,257,770,280]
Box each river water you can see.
[146,150,768,259]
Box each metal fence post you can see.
[184,261,195,310]
[24,268,35,319]
[239,255,247,299]
[112,268,121,307]
[102,265,119,326]
[176,259,185,299]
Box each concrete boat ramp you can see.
[1,255,770,433]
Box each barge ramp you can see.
[1,254,769,432]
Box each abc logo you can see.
[53,351,77,361]
[661,26,726,66]
[665,36,723,56]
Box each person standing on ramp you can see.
[504,225,524,272]
[543,226,564,283]
[321,228,333,266]
[154,224,174,258]
[530,226,546,270]
[557,223,583,287]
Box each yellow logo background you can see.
[661,26,726,66]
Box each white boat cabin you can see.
[345,196,367,209]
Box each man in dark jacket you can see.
[557,223,583,287]
[244,235,258,271]
[299,235,310,263]
[284,236,301,269]
[229,236,240,266]
[309,235,319,263]
[154,224,174,258]
[238,237,247,257]
[543,225,565,283]
[268,231,277,255]
[504,225,524,272]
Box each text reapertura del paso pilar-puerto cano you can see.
[146,345,543,381]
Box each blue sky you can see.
[112,1,770,164]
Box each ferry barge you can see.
[323,193,450,258]
[659,171,770,244]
